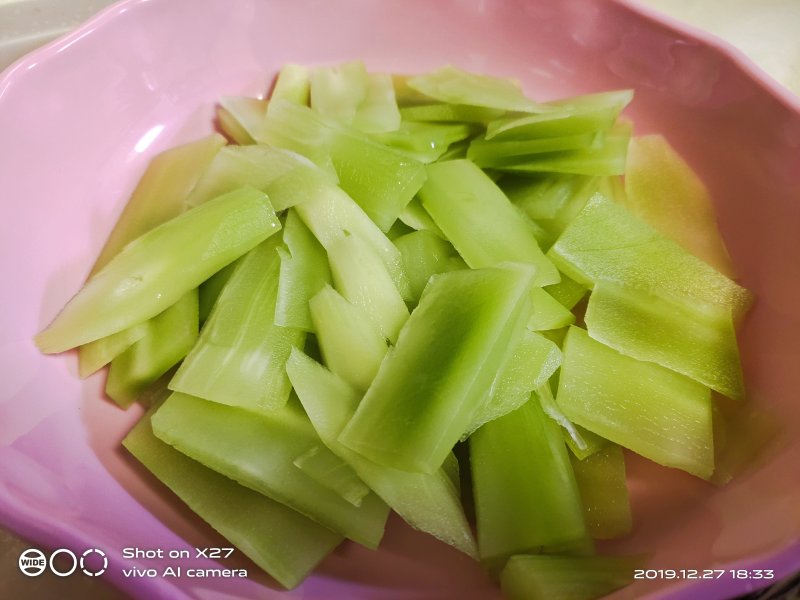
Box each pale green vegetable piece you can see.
[36,187,280,353]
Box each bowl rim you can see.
[0,1,798,599]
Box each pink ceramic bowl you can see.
[1,0,799,598]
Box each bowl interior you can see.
[1,0,799,598]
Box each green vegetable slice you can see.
[394,229,465,303]
[373,120,476,163]
[418,159,560,286]
[309,284,388,392]
[185,144,325,209]
[77,133,225,375]
[556,327,714,479]
[500,554,639,600]
[270,63,310,105]
[528,287,576,331]
[217,96,267,145]
[77,324,148,379]
[406,65,549,112]
[493,121,631,176]
[548,191,752,319]
[310,61,369,125]
[468,133,598,166]
[262,99,427,231]
[35,187,280,353]
[123,408,342,589]
[286,348,477,557]
[106,290,198,408]
[326,232,409,344]
[570,444,632,540]
[624,134,735,276]
[485,89,632,140]
[471,396,588,570]
[399,102,505,123]
[274,209,331,331]
[464,330,561,438]
[293,445,371,507]
[543,274,588,310]
[169,236,303,412]
[585,282,744,399]
[352,72,401,134]
[152,392,389,549]
[339,265,533,474]
[291,173,412,299]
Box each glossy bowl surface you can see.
[1,0,799,598]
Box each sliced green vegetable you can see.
[327,232,409,343]
[486,89,632,140]
[548,191,752,319]
[471,397,588,570]
[36,187,280,353]
[536,383,608,460]
[500,554,639,600]
[327,127,427,231]
[291,175,412,299]
[407,65,548,112]
[309,284,388,391]
[564,425,609,461]
[503,173,599,249]
[217,96,267,145]
[570,445,632,540]
[585,282,744,399]
[152,392,389,548]
[76,133,225,375]
[394,229,465,302]
[494,122,631,176]
[270,63,310,105]
[624,134,735,276]
[262,99,427,230]
[275,209,331,331]
[310,62,369,124]
[556,327,714,478]
[293,445,371,507]
[468,133,597,166]
[106,290,198,408]
[123,409,342,590]
[374,120,476,163]
[286,348,477,557]
[198,259,238,323]
[339,265,533,473]
[399,102,505,123]
[528,287,576,331]
[418,159,560,286]
[169,236,302,412]
[465,330,561,437]
[352,72,401,133]
[397,197,445,237]
[77,323,147,379]
[185,144,324,209]
[90,133,226,274]
[544,274,588,310]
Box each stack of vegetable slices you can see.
[35,62,758,599]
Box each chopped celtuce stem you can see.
[152,392,389,548]
[338,266,533,474]
[169,236,303,413]
[35,187,280,353]
[471,396,589,570]
[123,407,342,589]
[286,348,477,557]
[556,327,714,479]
